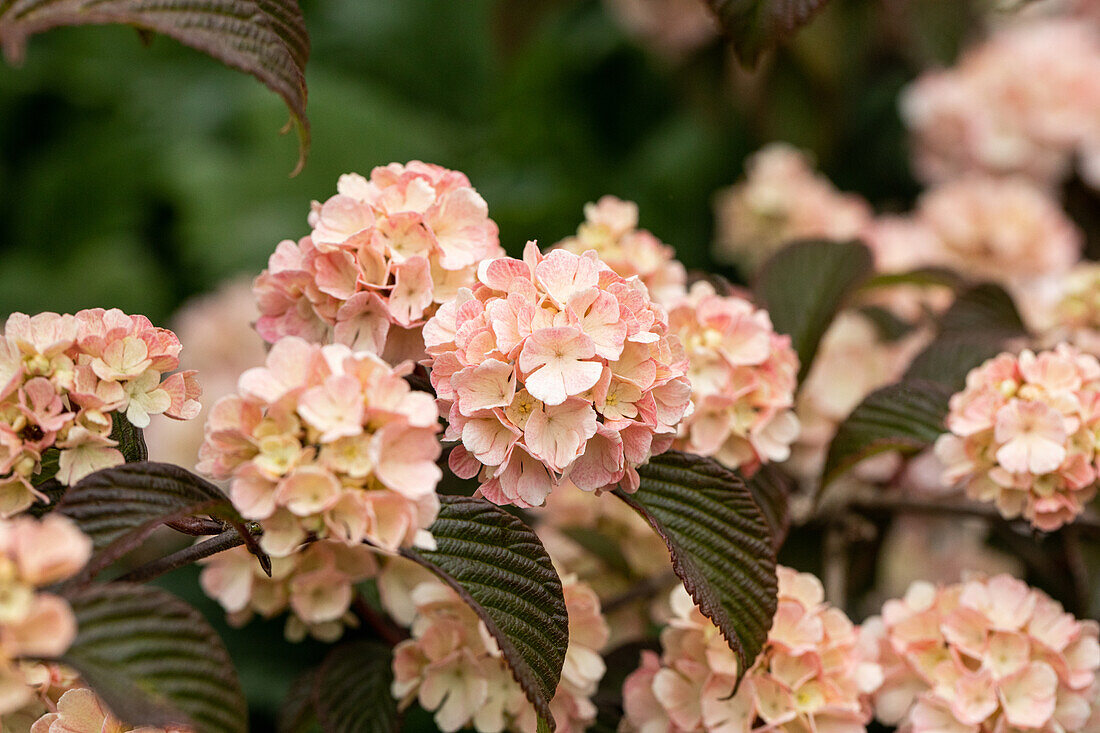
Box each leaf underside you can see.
[312,641,398,733]
[707,0,832,66]
[754,240,875,384]
[402,494,568,731]
[616,450,778,676]
[820,379,953,493]
[61,582,247,733]
[0,0,310,172]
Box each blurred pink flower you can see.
[30,687,193,732]
[603,0,718,59]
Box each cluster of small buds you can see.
[934,344,1100,531]
[0,514,92,716]
[622,568,882,733]
[0,310,200,515]
[31,687,192,732]
[712,143,873,273]
[901,14,1100,190]
[665,282,800,474]
[197,336,442,558]
[863,574,1100,733]
[424,242,692,508]
[200,539,376,642]
[554,196,687,305]
[910,176,1081,290]
[390,572,609,733]
[253,162,504,361]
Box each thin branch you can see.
[352,594,408,647]
[115,530,245,584]
[601,570,679,615]
[822,526,848,607]
[165,516,228,536]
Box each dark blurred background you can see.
[0,0,973,725]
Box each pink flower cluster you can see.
[622,568,882,733]
[902,15,1100,190]
[197,336,442,557]
[0,310,200,515]
[200,539,376,642]
[391,572,609,733]
[31,687,191,732]
[1047,264,1100,357]
[934,344,1100,531]
[863,574,1100,733]
[0,514,92,716]
[253,162,503,361]
[666,282,800,474]
[713,143,873,272]
[602,0,718,59]
[425,243,692,507]
[555,196,687,304]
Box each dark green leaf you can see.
[0,0,310,173]
[61,582,247,733]
[821,380,953,491]
[402,495,568,731]
[707,0,832,66]
[615,451,778,676]
[858,305,916,343]
[860,267,963,291]
[109,411,148,463]
[743,464,794,551]
[278,667,320,733]
[559,526,635,578]
[754,240,875,383]
[312,641,397,733]
[938,283,1026,336]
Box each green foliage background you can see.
[0,0,975,727]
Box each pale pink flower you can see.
[603,0,718,59]
[865,574,1100,733]
[555,196,687,304]
[934,344,1100,531]
[426,243,690,508]
[254,163,504,361]
[713,144,874,273]
[1029,263,1100,358]
[30,686,193,732]
[666,282,800,474]
[198,336,442,556]
[390,573,608,733]
[622,568,882,733]
[0,310,201,513]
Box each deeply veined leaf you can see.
[707,0,832,66]
[109,411,149,463]
[0,0,310,172]
[820,380,953,492]
[938,282,1026,335]
[754,240,875,383]
[402,495,568,731]
[56,461,241,579]
[277,668,321,733]
[743,464,794,551]
[615,451,778,676]
[312,641,398,733]
[60,582,247,733]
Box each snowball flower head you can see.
[622,567,882,733]
[424,242,691,508]
[197,336,442,557]
[253,162,504,362]
[666,282,800,473]
[864,574,1100,733]
[0,310,201,515]
[0,514,92,716]
[1039,263,1100,357]
[713,143,873,272]
[390,572,608,733]
[913,175,1081,289]
[200,539,376,643]
[31,687,193,732]
[934,344,1100,531]
[555,196,687,304]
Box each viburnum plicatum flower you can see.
[31,687,193,732]
[555,196,687,304]
[901,14,1100,190]
[602,0,718,59]
[424,242,691,508]
[1034,263,1100,358]
[0,514,92,716]
[197,336,442,557]
[252,162,504,362]
[934,344,1100,531]
[390,572,609,733]
[863,574,1100,733]
[0,310,201,515]
[665,282,800,473]
[200,539,376,642]
[622,567,882,733]
[712,143,873,272]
